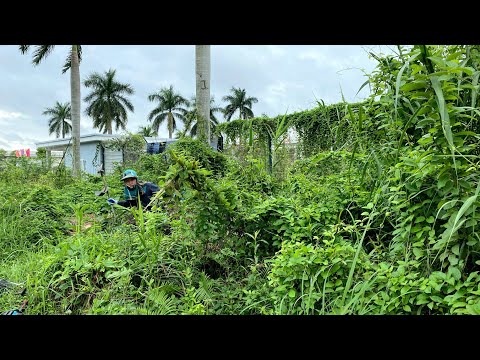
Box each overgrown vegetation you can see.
[2,45,480,315]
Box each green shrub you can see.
[167,138,228,177]
[268,236,372,314]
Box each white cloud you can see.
[299,48,364,72]
[0,131,40,152]
[0,109,23,120]
[262,81,307,114]
[267,81,288,98]
[298,49,328,66]
[266,45,286,57]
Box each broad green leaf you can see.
[455,66,475,76]
[448,255,459,266]
[466,302,480,315]
[452,244,460,256]
[448,196,478,242]
[413,248,424,258]
[438,177,448,189]
[448,266,461,281]
[455,131,477,136]
[400,81,428,92]
[415,216,426,223]
[431,76,454,151]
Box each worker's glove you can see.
[1,309,23,315]
[107,198,118,205]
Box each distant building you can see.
[144,137,178,155]
[35,134,123,175]
[144,136,222,153]
[35,134,180,175]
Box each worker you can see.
[107,169,159,210]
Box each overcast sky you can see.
[0,45,396,151]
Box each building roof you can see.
[144,136,176,143]
[36,134,178,151]
[35,134,122,151]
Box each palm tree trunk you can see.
[195,45,212,146]
[71,45,81,178]
[168,112,173,138]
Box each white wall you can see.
[104,148,123,174]
[64,142,123,175]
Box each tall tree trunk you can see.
[71,45,81,178]
[168,112,174,138]
[195,45,214,147]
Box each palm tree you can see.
[184,95,222,137]
[138,124,157,137]
[43,101,72,138]
[195,45,211,144]
[222,87,259,121]
[83,69,134,134]
[20,45,82,178]
[147,85,189,139]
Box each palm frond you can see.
[83,68,134,134]
[43,101,72,138]
[62,45,83,74]
[221,87,258,121]
[147,85,189,137]
[32,45,55,65]
[19,45,30,54]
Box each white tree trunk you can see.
[70,45,81,178]
[195,45,214,147]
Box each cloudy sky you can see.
[0,45,396,151]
